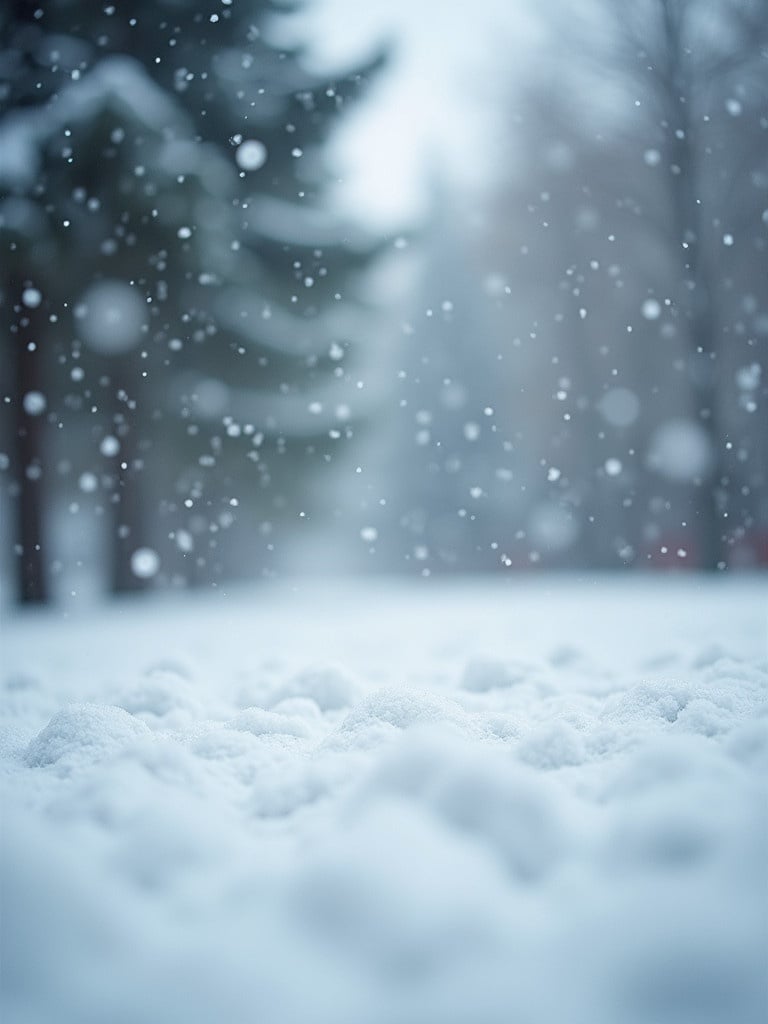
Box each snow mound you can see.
[24,703,150,768]
[229,707,313,739]
[273,665,361,711]
[341,688,465,732]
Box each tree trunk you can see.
[109,356,150,594]
[660,0,724,569]
[8,277,48,603]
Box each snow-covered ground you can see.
[2,576,766,1024]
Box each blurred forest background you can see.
[1,0,766,605]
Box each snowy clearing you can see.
[2,577,767,1024]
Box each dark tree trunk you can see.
[8,277,48,603]
[109,355,150,594]
[111,446,149,594]
[659,0,724,570]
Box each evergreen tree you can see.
[0,0,384,601]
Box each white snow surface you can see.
[2,577,766,1024]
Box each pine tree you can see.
[0,0,384,600]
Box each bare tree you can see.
[613,0,768,567]
[486,0,768,569]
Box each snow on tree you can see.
[0,0,385,601]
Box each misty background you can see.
[1,0,766,606]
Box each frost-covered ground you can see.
[2,576,767,1024]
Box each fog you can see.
[1,0,766,605]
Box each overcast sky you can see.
[275,0,537,229]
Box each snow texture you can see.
[1,578,766,1024]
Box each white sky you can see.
[275,0,538,230]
